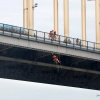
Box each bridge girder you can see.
[0,43,100,90]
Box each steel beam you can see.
[81,0,86,45]
[54,0,58,34]
[0,35,100,61]
[64,0,69,37]
[0,56,100,75]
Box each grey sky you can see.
[0,0,96,41]
[0,0,100,100]
[0,78,100,100]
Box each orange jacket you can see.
[52,55,57,59]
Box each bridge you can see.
[0,23,100,90]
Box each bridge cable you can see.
[0,46,14,52]
[35,53,52,62]
[56,53,61,72]
[71,59,86,67]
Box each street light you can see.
[32,3,38,36]
[32,3,38,10]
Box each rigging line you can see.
[71,59,86,67]
[35,53,52,61]
[0,46,14,52]
[58,53,62,72]
[56,48,61,71]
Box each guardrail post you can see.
[44,32,45,42]
[3,24,4,34]
[36,30,37,41]
[28,29,29,40]
[20,27,21,39]
[80,40,81,49]
[11,26,13,36]
[87,41,88,50]
[66,37,67,47]
[59,35,60,45]
[73,38,74,48]
[94,42,95,52]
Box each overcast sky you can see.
[0,78,100,100]
[0,0,100,100]
[0,0,96,41]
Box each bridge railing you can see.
[0,23,100,53]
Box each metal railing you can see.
[0,23,100,53]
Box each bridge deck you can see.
[0,23,100,54]
[0,23,100,90]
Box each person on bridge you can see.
[48,30,57,41]
[52,54,60,65]
[48,30,54,40]
[76,38,80,45]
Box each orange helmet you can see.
[52,55,56,59]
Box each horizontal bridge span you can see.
[0,56,100,75]
[0,35,100,61]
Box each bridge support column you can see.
[23,0,28,28]
[95,0,100,48]
[23,0,34,35]
[81,0,86,46]
[54,0,58,34]
[28,0,33,31]
[64,0,69,37]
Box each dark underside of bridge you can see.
[0,43,100,90]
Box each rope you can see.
[35,53,51,61]
[55,53,61,72]
[0,46,14,52]
[71,59,86,67]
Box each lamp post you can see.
[32,3,38,10]
[31,3,38,36]
[23,0,38,31]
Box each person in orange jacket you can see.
[52,55,60,64]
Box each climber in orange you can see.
[52,55,60,64]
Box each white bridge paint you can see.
[0,35,100,61]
